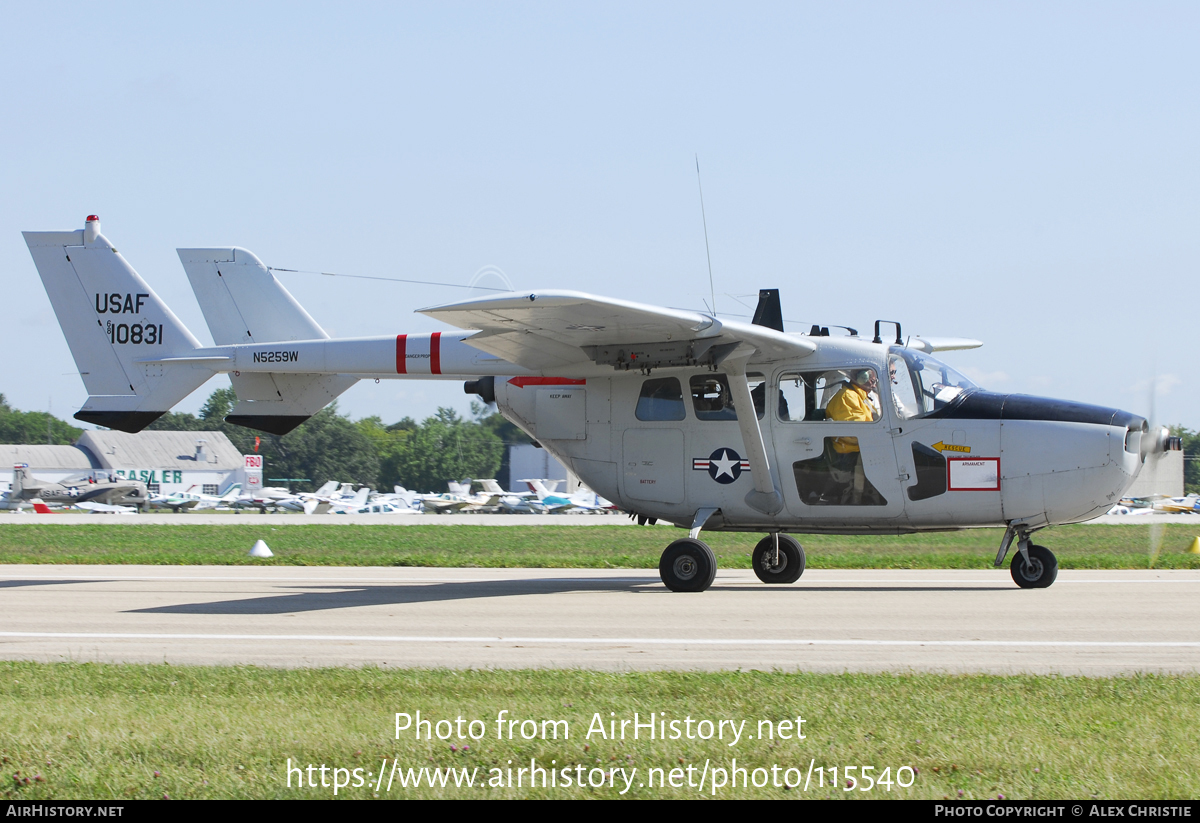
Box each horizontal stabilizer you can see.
[75,408,175,433]
[226,371,358,435]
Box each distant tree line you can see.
[1171,427,1200,495]
[0,394,83,445]
[141,387,529,493]
[1,388,530,494]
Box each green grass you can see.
[1,662,1196,800]
[0,523,1197,568]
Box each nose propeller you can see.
[1140,375,1183,567]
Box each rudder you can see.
[176,247,328,345]
[177,246,357,435]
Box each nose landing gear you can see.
[1010,543,1058,589]
[996,525,1058,588]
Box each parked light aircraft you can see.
[24,218,1182,591]
[147,483,244,513]
[421,481,501,514]
[231,486,303,514]
[29,501,133,514]
[522,478,614,512]
[146,491,199,513]
[1110,494,1200,516]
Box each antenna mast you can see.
[695,155,716,316]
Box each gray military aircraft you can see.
[6,464,148,510]
[23,217,1181,590]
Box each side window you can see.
[635,377,686,421]
[792,437,889,506]
[907,442,947,501]
[777,373,809,421]
[782,368,882,423]
[690,374,765,421]
[691,375,735,420]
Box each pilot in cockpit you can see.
[825,369,877,504]
[827,369,877,425]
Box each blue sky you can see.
[3,2,1196,427]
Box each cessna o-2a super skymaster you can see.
[24,217,1181,592]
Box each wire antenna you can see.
[269,267,507,292]
[695,155,716,317]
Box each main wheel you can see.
[659,538,717,592]
[752,534,806,584]
[1010,544,1058,589]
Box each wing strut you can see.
[726,358,784,515]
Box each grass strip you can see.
[0,662,1195,800]
[0,523,1198,568]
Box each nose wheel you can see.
[1010,544,1058,589]
[752,534,806,584]
[659,538,717,592]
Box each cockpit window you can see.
[887,347,978,418]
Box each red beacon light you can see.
[84,215,101,244]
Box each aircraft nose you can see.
[982,394,1144,524]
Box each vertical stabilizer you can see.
[177,247,328,345]
[24,217,216,432]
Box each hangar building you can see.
[1,431,258,495]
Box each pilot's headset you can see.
[853,369,875,388]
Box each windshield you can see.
[887,347,979,418]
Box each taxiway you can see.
[2,566,1198,674]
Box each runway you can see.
[2,566,1199,675]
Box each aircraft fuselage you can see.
[491,338,1143,535]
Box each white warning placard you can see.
[947,457,1000,491]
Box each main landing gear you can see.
[655,516,806,592]
[996,525,1058,589]
[659,539,717,592]
[752,534,806,584]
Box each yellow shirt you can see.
[826,383,873,453]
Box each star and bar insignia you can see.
[693,448,750,484]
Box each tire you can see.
[659,538,717,592]
[752,535,806,584]
[1010,544,1058,589]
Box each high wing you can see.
[421,290,819,518]
[419,290,817,375]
